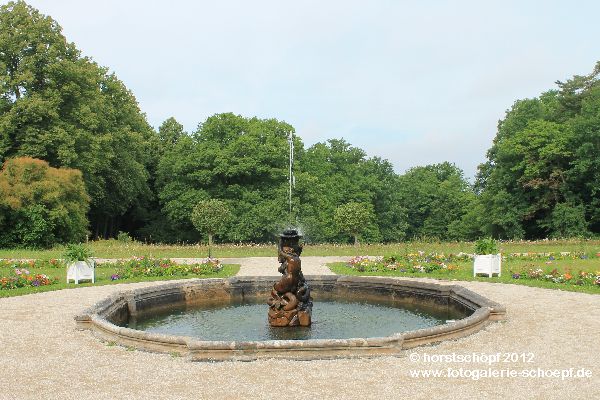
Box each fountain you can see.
[75,268,505,360]
[73,135,506,360]
[267,229,312,327]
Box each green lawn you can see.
[328,257,600,295]
[1,238,600,259]
[2,239,599,297]
[0,263,240,298]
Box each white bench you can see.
[473,254,501,277]
[66,260,96,284]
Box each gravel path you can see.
[231,256,345,276]
[1,257,598,400]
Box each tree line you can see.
[0,1,599,247]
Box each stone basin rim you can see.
[74,275,506,361]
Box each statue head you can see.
[279,229,303,257]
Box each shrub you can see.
[0,158,90,248]
[62,243,93,262]
[475,238,498,255]
[117,231,133,243]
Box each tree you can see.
[396,163,474,240]
[0,157,89,247]
[333,202,375,245]
[477,61,600,238]
[157,117,185,149]
[541,202,589,238]
[296,139,404,243]
[0,1,156,239]
[156,113,296,243]
[191,199,231,257]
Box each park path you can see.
[227,256,348,276]
[0,257,598,400]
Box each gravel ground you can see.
[232,256,344,276]
[1,257,598,400]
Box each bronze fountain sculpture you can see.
[267,229,312,327]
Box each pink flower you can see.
[14,269,22,275]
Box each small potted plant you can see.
[473,238,501,277]
[64,243,95,284]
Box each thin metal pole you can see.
[288,132,293,222]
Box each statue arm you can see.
[278,248,291,261]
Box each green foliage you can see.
[541,203,589,238]
[474,238,498,255]
[296,139,406,243]
[397,162,475,240]
[62,243,93,262]
[157,117,185,149]
[333,202,376,245]
[0,1,156,239]
[0,157,90,247]
[190,199,231,245]
[478,61,600,239]
[157,114,295,243]
[117,231,133,243]
[1,2,598,245]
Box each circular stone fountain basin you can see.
[126,298,467,342]
[75,276,505,361]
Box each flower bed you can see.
[0,268,58,290]
[347,253,466,274]
[511,264,600,288]
[0,259,62,269]
[107,257,223,280]
[505,252,593,261]
[344,251,600,290]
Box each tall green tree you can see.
[156,113,296,242]
[296,139,406,243]
[396,162,474,240]
[477,61,600,238]
[0,1,156,238]
[157,117,185,149]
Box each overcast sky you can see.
[13,0,600,179]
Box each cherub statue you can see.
[267,233,312,326]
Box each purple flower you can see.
[110,274,120,281]
[549,256,555,260]
[31,280,40,287]
[512,273,521,279]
